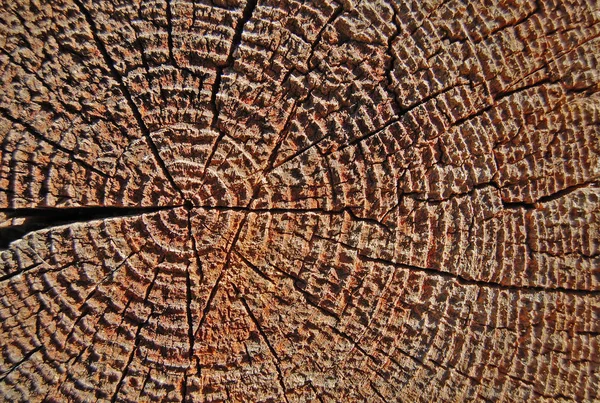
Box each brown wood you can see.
[1,0,599,401]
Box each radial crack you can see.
[201,0,258,182]
[72,0,184,200]
[193,213,248,338]
[184,264,195,360]
[235,285,290,403]
[0,346,43,382]
[0,205,176,250]
[0,108,110,179]
[110,311,153,403]
[358,253,600,295]
[111,263,160,402]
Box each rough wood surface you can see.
[1,0,599,401]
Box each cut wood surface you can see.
[1,0,599,401]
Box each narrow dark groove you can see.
[494,77,555,101]
[384,2,402,114]
[0,107,109,178]
[66,272,134,346]
[329,326,383,366]
[194,214,247,337]
[279,3,344,86]
[450,102,494,128]
[140,369,152,398]
[0,206,176,249]
[165,0,176,66]
[370,383,388,403]
[254,260,341,322]
[225,0,258,70]
[340,116,401,152]
[0,204,383,250]
[224,385,233,401]
[184,266,195,360]
[188,204,376,218]
[358,253,600,296]
[308,382,325,403]
[111,266,160,402]
[209,74,224,128]
[268,133,329,172]
[210,0,257,125]
[236,288,279,362]
[185,202,204,281]
[262,101,299,174]
[111,309,153,403]
[235,285,290,403]
[535,181,599,204]
[305,4,344,69]
[193,268,225,338]
[191,204,391,232]
[235,250,275,284]
[0,262,41,283]
[396,84,461,118]
[64,250,139,344]
[203,0,258,182]
[0,345,43,382]
[72,0,184,199]
[181,373,188,403]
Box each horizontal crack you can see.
[358,254,600,296]
[0,204,386,250]
[502,181,600,208]
[0,205,175,249]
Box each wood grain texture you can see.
[1,0,599,401]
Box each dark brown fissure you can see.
[0,206,173,249]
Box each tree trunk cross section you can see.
[0,0,599,401]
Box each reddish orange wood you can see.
[1,0,599,401]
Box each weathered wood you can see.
[1,0,599,401]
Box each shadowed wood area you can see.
[1,0,599,401]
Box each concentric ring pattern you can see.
[1,0,599,401]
